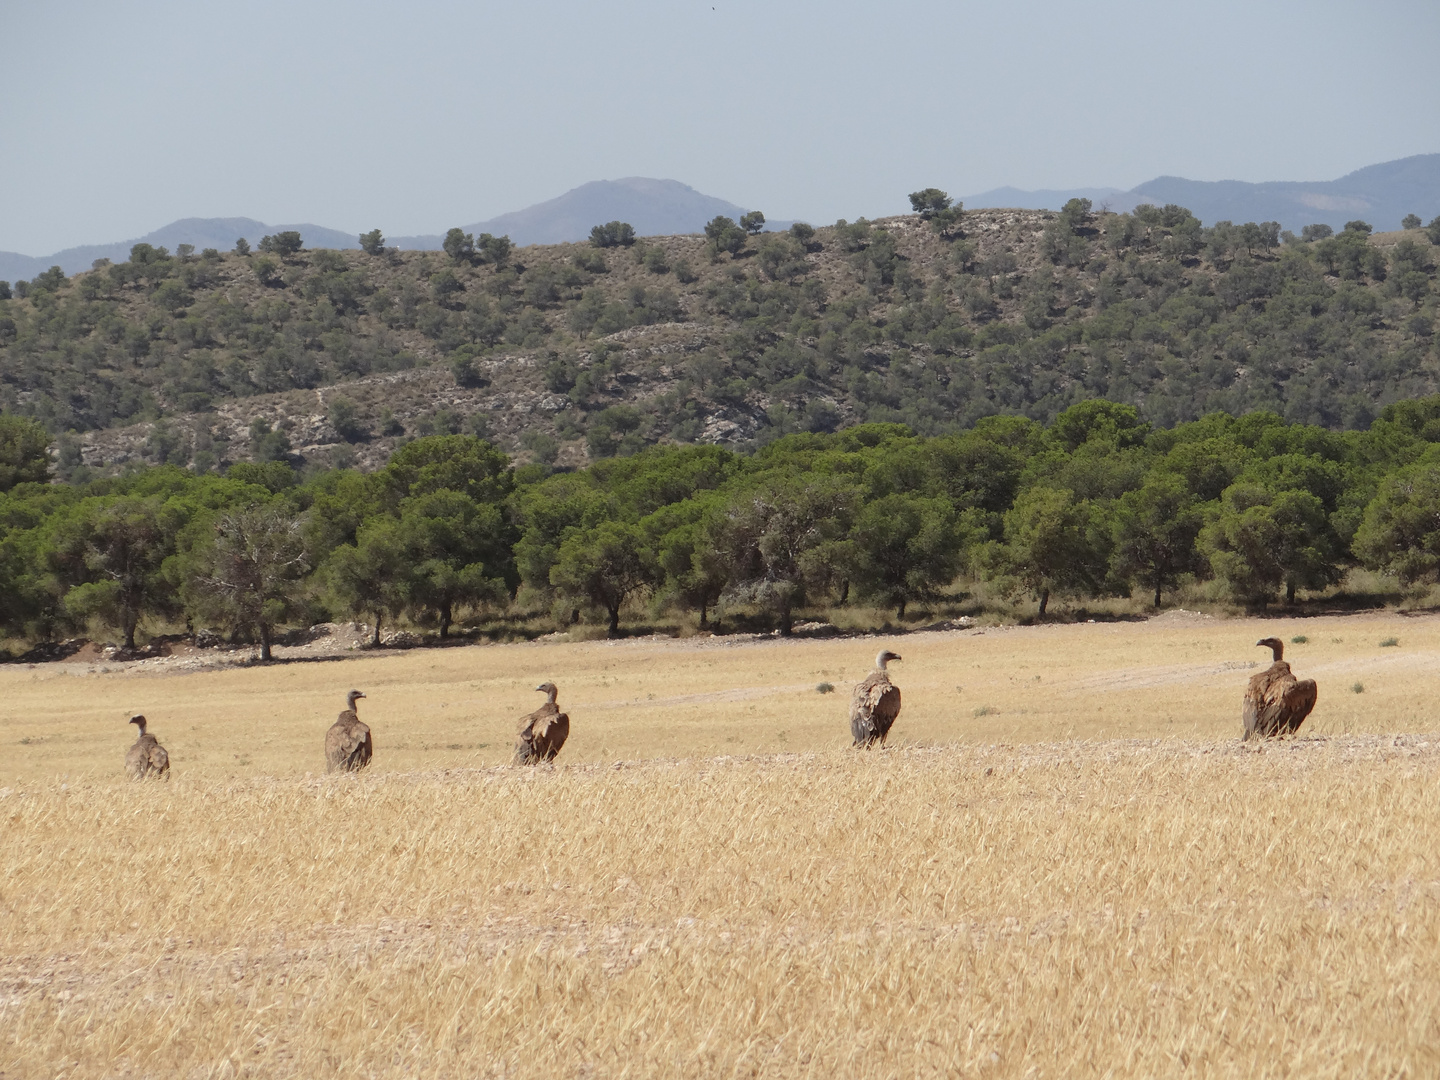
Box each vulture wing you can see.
[1279,679,1318,734]
[517,703,556,738]
[1244,661,1316,739]
[515,703,561,764]
[1242,694,1261,740]
[325,716,372,772]
[871,683,902,743]
[851,673,899,746]
[1255,678,1294,737]
[539,711,570,760]
[126,735,169,779]
[531,705,558,742]
[850,678,876,744]
[1244,663,1292,740]
[338,720,370,755]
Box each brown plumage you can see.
[124,715,170,780]
[514,682,569,764]
[325,689,372,773]
[1243,638,1318,740]
[851,650,902,747]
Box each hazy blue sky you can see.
[3,0,1438,254]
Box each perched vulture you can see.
[514,682,569,764]
[325,689,373,773]
[124,714,170,780]
[1243,637,1317,740]
[851,650,902,748]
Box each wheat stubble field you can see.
[2,612,1439,1078]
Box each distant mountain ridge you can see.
[5,156,1437,284]
[391,177,780,249]
[963,186,1141,214]
[0,178,780,282]
[0,218,357,283]
[964,153,1440,233]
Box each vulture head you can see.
[128,714,147,734]
[346,689,366,709]
[535,682,559,703]
[1255,637,1284,662]
[875,650,902,671]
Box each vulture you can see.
[1243,637,1317,740]
[514,682,569,764]
[851,650,902,747]
[325,689,373,773]
[125,715,170,780]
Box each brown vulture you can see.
[1243,638,1317,740]
[851,650,902,747]
[514,682,569,764]
[124,715,170,780]
[325,689,373,772]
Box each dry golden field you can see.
[2,612,1439,1077]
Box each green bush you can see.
[258,231,303,257]
[590,221,636,248]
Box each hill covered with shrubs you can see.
[1,201,1438,479]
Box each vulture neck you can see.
[542,687,558,705]
[132,719,147,736]
[1267,642,1284,663]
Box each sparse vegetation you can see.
[0,204,1436,469]
[1380,636,1400,646]
[326,396,368,442]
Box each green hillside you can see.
[1,204,1437,476]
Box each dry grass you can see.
[2,612,1439,1076]
[10,610,1440,781]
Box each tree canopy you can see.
[5,399,1440,649]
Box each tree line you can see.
[5,392,1440,653]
